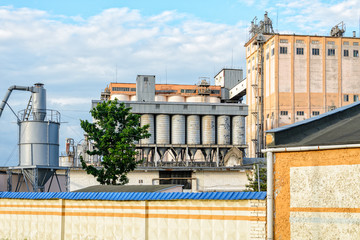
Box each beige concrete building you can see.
[246,32,360,157]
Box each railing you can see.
[18,109,61,123]
[138,161,218,168]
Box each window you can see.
[280,47,288,54]
[271,48,275,56]
[296,111,304,116]
[296,40,304,44]
[296,48,304,55]
[354,42,359,46]
[312,111,320,116]
[327,41,335,45]
[248,46,250,52]
[266,52,269,60]
[343,41,349,45]
[312,48,320,55]
[344,94,349,102]
[159,171,192,189]
[211,90,220,94]
[354,95,359,102]
[328,49,335,56]
[112,87,130,91]
[354,50,359,57]
[344,49,349,57]
[280,39,288,43]
[280,111,288,116]
[130,88,136,92]
[312,40,320,44]
[181,89,196,93]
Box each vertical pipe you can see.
[267,151,274,240]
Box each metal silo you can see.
[156,114,170,158]
[186,115,200,158]
[217,115,231,145]
[202,115,215,161]
[0,83,66,192]
[202,115,215,144]
[140,114,155,144]
[171,115,185,158]
[232,116,245,145]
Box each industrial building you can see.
[245,12,360,157]
[60,70,256,193]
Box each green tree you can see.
[246,164,267,191]
[80,100,150,185]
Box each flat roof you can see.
[0,191,267,201]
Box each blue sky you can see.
[0,0,359,166]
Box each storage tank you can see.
[168,96,185,102]
[19,117,60,166]
[232,116,245,145]
[202,115,215,144]
[206,96,221,103]
[186,96,205,102]
[217,115,231,145]
[172,115,185,157]
[130,95,137,101]
[171,115,185,144]
[140,114,154,144]
[186,115,200,158]
[110,94,129,101]
[156,114,170,158]
[156,115,170,144]
[155,95,167,102]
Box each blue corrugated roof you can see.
[0,191,266,201]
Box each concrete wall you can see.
[0,198,266,240]
[68,169,250,193]
[273,147,360,239]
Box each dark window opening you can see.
[159,171,192,189]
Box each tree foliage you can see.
[246,164,267,192]
[80,100,150,185]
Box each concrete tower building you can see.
[245,15,360,157]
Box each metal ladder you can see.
[23,95,32,121]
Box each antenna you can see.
[276,9,279,33]
[231,48,234,68]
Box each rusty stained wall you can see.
[273,148,360,240]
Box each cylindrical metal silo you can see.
[155,95,167,102]
[110,94,129,101]
[171,115,185,144]
[187,115,200,144]
[130,95,137,101]
[232,116,245,145]
[168,96,185,102]
[206,96,221,103]
[217,115,231,145]
[140,114,154,144]
[187,115,200,158]
[156,114,170,144]
[202,115,215,144]
[19,121,60,167]
[186,96,205,102]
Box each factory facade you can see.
[245,13,360,157]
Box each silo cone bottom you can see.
[22,168,56,191]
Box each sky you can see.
[0,0,359,166]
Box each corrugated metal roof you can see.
[73,184,182,192]
[0,191,266,201]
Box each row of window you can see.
[280,39,359,46]
[112,87,136,92]
[279,47,359,57]
[280,111,320,116]
[344,94,359,102]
